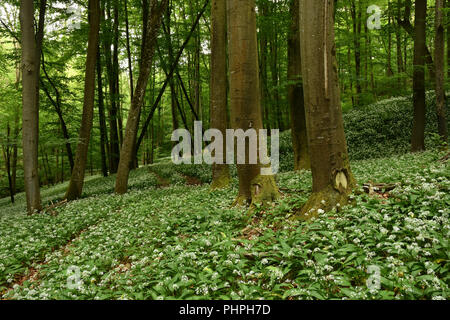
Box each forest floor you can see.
[0,150,448,300]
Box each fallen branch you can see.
[363,182,399,195]
[44,199,68,216]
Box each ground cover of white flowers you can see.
[0,150,448,300]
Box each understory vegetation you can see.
[0,0,449,302]
[1,147,448,300]
[279,92,450,172]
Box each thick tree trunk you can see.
[210,0,230,189]
[65,0,101,200]
[288,0,309,171]
[20,0,42,214]
[228,0,279,206]
[435,0,448,143]
[411,0,427,152]
[115,0,168,194]
[297,0,355,219]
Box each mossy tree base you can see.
[293,167,356,220]
[232,174,280,208]
[293,186,350,220]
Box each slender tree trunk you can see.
[2,124,14,203]
[41,52,74,170]
[115,0,169,194]
[61,149,64,182]
[288,0,309,171]
[435,0,448,143]
[20,0,42,214]
[268,2,282,129]
[228,0,279,206]
[411,0,427,152]
[12,59,20,194]
[164,5,180,136]
[130,0,150,169]
[135,1,209,154]
[297,0,355,219]
[350,0,362,105]
[396,2,404,74]
[103,1,120,173]
[39,146,49,186]
[97,48,109,177]
[11,113,18,195]
[65,0,101,200]
[124,0,134,101]
[387,0,394,77]
[258,2,270,130]
[210,0,230,189]
[113,0,123,149]
[55,147,59,183]
[398,0,435,82]
[447,0,450,80]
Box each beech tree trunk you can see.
[258,2,270,130]
[135,0,209,155]
[228,0,279,206]
[65,0,101,200]
[164,4,180,136]
[102,1,120,173]
[398,0,435,82]
[395,3,404,74]
[350,0,362,104]
[447,0,450,80]
[41,51,74,171]
[12,47,21,195]
[435,0,448,143]
[268,2,282,130]
[210,0,230,189]
[2,124,14,203]
[97,48,109,177]
[115,0,169,194]
[20,0,42,214]
[288,0,309,171]
[411,0,427,152]
[298,0,355,219]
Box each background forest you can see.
[0,0,448,301]
[0,0,448,199]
